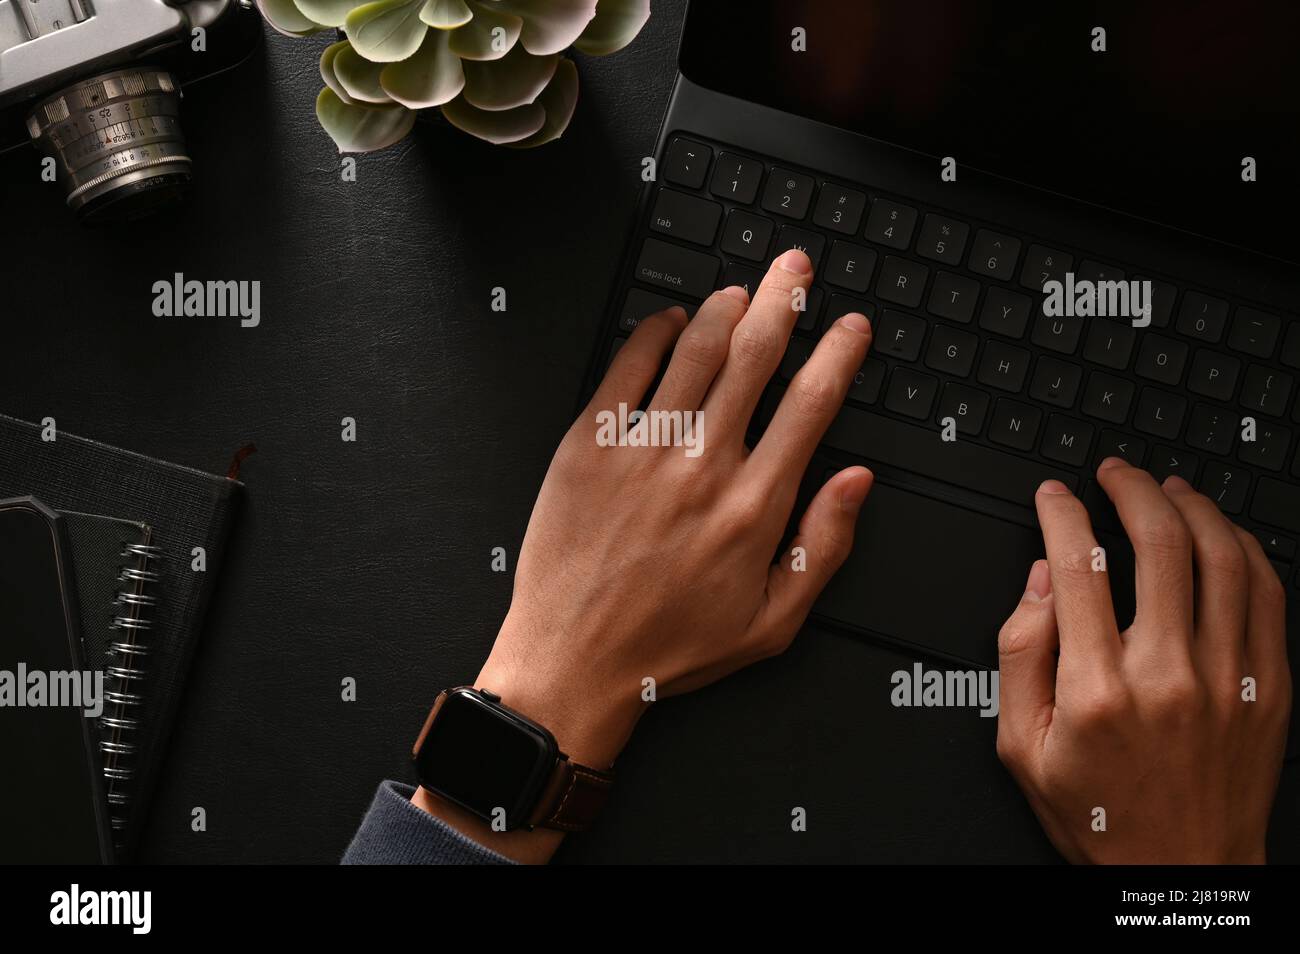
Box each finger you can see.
[1161,475,1249,664]
[584,307,687,419]
[701,249,813,440]
[1096,458,1194,655]
[996,560,1059,772]
[648,287,749,412]
[1231,525,1290,679]
[749,467,873,656]
[1034,479,1120,671]
[748,312,873,495]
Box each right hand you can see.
[996,458,1291,863]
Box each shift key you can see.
[635,238,720,299]
[1251,478,1300,535]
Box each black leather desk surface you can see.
[3,2,1295,863]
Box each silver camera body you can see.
[0,0,258,222]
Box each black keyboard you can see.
[601,134,1300,587]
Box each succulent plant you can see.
[255,0,650,153]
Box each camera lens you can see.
[25,67,192,225]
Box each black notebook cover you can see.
[0,414,242,857]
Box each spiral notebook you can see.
[0,414,243,859]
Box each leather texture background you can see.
[2,2,1294,863]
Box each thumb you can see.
[995,560,1058,775]
[751,466,872,654]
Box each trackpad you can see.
[815,482,1046,667]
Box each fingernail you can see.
[720,285,749,304]
[774,248,812,275]
[839,313,872,336]
[1163,474,1193,493]
[1038,479,1072,495]
[1098,456,1128,471]
[838,468,873,512]
[1024,559,1051,601]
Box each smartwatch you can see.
[411,687,614,832]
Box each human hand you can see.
[996,458,1291,863]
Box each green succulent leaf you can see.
[291,0,366,28]
[573,0,648,56]
[316,88,416,153]
[462,43,557,111]
[441,94,546,145]
[320,40,356,105]
[495,0,598,57]
[257,0,327,35]
[380,27,466,109]
[506,57,578,149]
[334,43,394,103]
[449,1,522,61]
[419,0,472,29]
[345,0,429,63]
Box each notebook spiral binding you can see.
[102,540,162,852]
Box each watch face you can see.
[414,690,555,826]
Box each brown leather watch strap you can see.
[528,758,615,832]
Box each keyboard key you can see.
[1029,356,1083,408]
[721,261,765,298]
[1149,445,1197,483]
[979,287,1032,338]
[1077,261,1125,284]
[1252,478,1300,533]
[1283,322,1300,369]
[1176,291,1229,343]
[885,367,939,419]
[663,137,711,188]
[1239,365,1293,417]
[719,210,774,261]
[1134,334,1188,386]
[818,398,1079,505]
[864,198,918,250]
[1253,529,1296,561]
[1239,423,1291,472]
[779,337,815,381]
[793,286,825,332]
[1095,430,1146,467]
[620,288,694,333]
[1031,314,1085,354]
[1019,245,1073,292]
[771,225,826,272]
[936,383,989,435]
[1198,463,1248,514]
[1081,372,1135,424]
[876,256,928,308]
[915,215,969,265]
[1187,349,1240,401]
[1139,278,1177,328]
[1229,307,1282,358]
[649,189,722,246]
[928,271,979,323]
[1133,388,1186,441]
[709,152,763,204]
[1186,404,1238,456]
[989,399,1042,451]
[761,168,815,219]
[978,340,1031,392]
[876,310,926,362]
[636,238,719,299]
[849,358,887,404]
[968,230,1021,281]
[812,183,867,235]
[925,324,978,378]
[1041,414,1094,466]
[824,241,876,293]
[825,293,875,333]
[1082,320,1136,370]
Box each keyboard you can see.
[599,134,1300,588]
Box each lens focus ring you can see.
[26,67,192,223]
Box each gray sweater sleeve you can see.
[341,781,516,865]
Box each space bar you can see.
[821,404,1078,507]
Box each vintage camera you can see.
[0,0,260,223]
